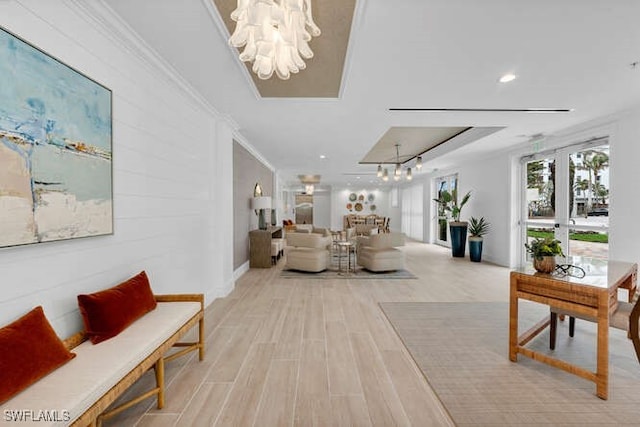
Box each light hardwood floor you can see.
[105,241,512,426]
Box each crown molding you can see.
[201,0,261,101]
[338,0,367,100]
[63,0,239,131]
[232,131,275,172]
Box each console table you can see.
[249,227,283,268]
[509,257,637,399]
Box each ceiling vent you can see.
[389,108,573,113]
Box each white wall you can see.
[414,104,640,268]
[330,188,394,231]
[401,184,424,241]
[312,191,331,228]
[0,1,234,336]
[422,154,511,266]
[609,105,640,264]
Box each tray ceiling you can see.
[211,0,356,98]
[360,127,471,165]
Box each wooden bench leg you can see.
[199,317,205,361]
[569,317,575,337]
[154,358,165,409]
[550,312,557,350]
[630,304,640,363]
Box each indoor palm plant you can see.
[525,236,565,273]
[433,189,471,257]
[468,216,490,262]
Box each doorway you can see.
[521,139,609,263]
[295,194,313,224]
[434,174,458,247]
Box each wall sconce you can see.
[253,182,264,215]
[253,183,263,197]
[251,196,272,230]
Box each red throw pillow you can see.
[0,306,76,403]
[77,271,157,344]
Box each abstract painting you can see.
[0,27,112,248]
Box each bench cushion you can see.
[0,301,200,426]
[0,306,75,404]
[77,271,157,344]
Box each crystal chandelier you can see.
[229,0,321,80]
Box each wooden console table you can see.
[249,227,283,268]
[509,256,637,399]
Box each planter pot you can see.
[449,222,468,258]
[468,237,483,262]
[533,256,556,273]
[438,218,448,241]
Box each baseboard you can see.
[234,261,250,282]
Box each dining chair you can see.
[550,292,640,363]
[345,227,356,242]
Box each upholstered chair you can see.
[284,232,332,273]
[357,232,405,272]
[550,291,640,363]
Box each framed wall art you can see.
[0,26,113,248]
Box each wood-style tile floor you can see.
[105,241,511,426]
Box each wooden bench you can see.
[0,294,205,427]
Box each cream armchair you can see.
[285,232,332,272]
[357,232,405,272]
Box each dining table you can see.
[509,256,637,399]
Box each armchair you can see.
[284,232,332,273]
[357,232,405,272]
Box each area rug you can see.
[379,301,640,426]
[280,268,416,280]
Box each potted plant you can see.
[468,216,490,262]
[433,189,471,257]
[525,236,565,273]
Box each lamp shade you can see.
[252,196,271,210]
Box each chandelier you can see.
[376,144,422,182]
[229,0,321,80]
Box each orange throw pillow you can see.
[77,271,157,344]
[0,306,76,403]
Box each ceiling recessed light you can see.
[319,154,326,159]
[499,73,517,83]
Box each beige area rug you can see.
[379,301,640,426]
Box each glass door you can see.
[521,139,609,263]
[567,144,609,259]
[523,155,558,260]
[434,174,457,246]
